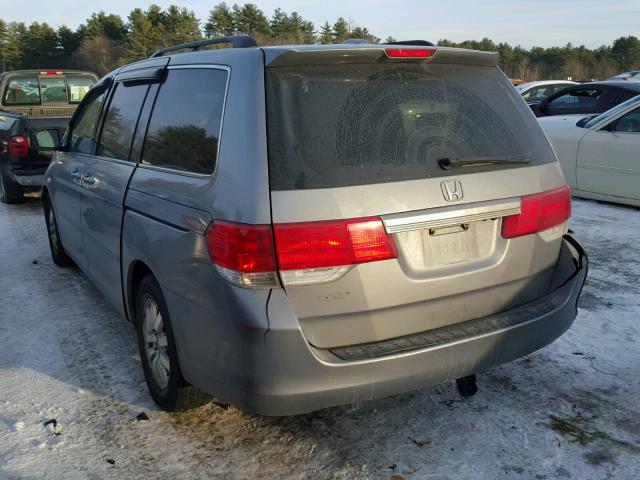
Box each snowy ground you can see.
[0,196,639,480]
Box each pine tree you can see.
[269,8,290,38]
[122,8,160,62]
[162,6,201,45]
[232,3,269,36]
[332,17,349,43]
[319,22,333,45]
[204,2,235,38]
[57,26,82,68]
[22,22,59,68]
[84,11,127,42]
[0,20,8,71]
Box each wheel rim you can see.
[48,208,59,255]
[142,297,170,390]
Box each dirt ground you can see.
[0,196,639,480]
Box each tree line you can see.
[0,3,638,80]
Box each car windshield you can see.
[266,63,556,190]
[582,95,640,128]
[612,72,640,80]
[2,74,96,106]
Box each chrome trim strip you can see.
[382,197,521,233]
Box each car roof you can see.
[570,81,640,91]
[517,80,577,88]
[515,80,577,91]
[0,69,97,75]
[145,43,500,68]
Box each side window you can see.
[551,84,570,95]
[523,86,551,102]
[549,89,601,110]
[66,75,96,103]
[69,89,106,154]
[142,68,227,174]
[96,83,149,161]
[611,108,640,133]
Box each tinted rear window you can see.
[266,63,556,190]
[141,68,227,175]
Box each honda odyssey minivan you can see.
[41,36,587,415]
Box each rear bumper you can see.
[201,235,587,416]
[12,173,45,187]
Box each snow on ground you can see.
[0,196,639,480]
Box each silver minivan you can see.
[41,36,587,415]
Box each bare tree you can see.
[76,33,123,76]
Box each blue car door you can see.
[48,87,107,271]
[80,66,162,315]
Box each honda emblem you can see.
[441,180,463,202]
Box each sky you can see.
[1,0,639,49]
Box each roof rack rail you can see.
[384,40,435,46]
[343,39,369,44]
[150,35,257,58]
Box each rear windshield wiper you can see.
[437,156,530,170]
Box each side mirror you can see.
[34,129,62,151]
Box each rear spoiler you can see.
[265,46,499,68]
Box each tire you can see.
[135,275,211,411]
[43,197,74,267]
[0,173,24,204]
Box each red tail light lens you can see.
[8,135,29,157]
[274,217,398,271]
[206,217,398,288]
[385,48,436,58]
[206,221,276,273]
[501,186,572,239]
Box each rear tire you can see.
[43,197,74,267]
[0,174,24,204]
[135,275,211,411]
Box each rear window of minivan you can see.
[266,63,556,190]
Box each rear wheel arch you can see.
[127,260,154,322]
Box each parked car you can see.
[516,80,577,103]
[530,81,640,117]
[0,70,97,203]
[41,37,587,415]
[608,71,640,81]
[539,95,640,207]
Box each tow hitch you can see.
[456,374,478,397]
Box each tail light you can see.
[205,221,278,288]
[385,48,437,58]
[206,217,398,288]
[501,185,571,239]
[274,217,398,286]
[8,135,29,157]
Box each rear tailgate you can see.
[265,47,569,349]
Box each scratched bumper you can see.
[205,234,587,416]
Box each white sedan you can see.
[515,80,577,103]
[539,95,640,207]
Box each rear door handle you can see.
[83,175,96,186]
[71,170,82,179]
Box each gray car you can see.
[40,36,587,415]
